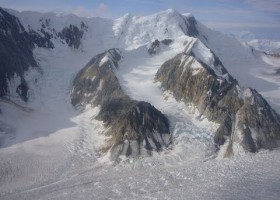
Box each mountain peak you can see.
[114,12,134,25]
[154,8,181,17]
[165,8,179,14]
[182,12,193,18]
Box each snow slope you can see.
[196,23,280,112]
[1,8,280,199]
[241,39,280,112]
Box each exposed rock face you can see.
[236,89,280,151]
[155,39,280,156]
[58,24,86,49]
[0,8,89,101]
[148,40,160,55]
[28,29,54,49]
[148,39,173,55]
[0,8,38,101]
[182,15,199,37]
[71,49,123,107]
[71,49,171,160]
[16,79,29,102]
[99,100,170,158]
[30,18,88,49]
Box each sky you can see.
[1,0,280,40]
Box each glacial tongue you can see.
[155,39,280,156]
[71,48,171,161]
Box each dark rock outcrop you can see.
[182,15,199,37]
[99,100,170,158]
[148,39,173,55]
[161,39,173,45]
[28,29,54,49]
[30,18,88,49]
[58,24,86,49]
[155,39,280,156]
[0,7,38,100]
[0,8,89,101]
[148,40,160,55]
[16,78,29,102]
[30,16,88,49]
[71,49,171,160]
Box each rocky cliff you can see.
[0,8,38,101]
[71,49,171,160]
[155,39,280,156]
[0,7,88,101]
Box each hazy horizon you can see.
[1,0,280,40]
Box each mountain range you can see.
[0,7,280,199]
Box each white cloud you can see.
[72,3,107,18]
[95,3,107,16]
[72,6,90,17]
[245,0,280,11]
[124,0,165,5]
[193,8,253,16]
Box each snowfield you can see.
[1,9,280,199]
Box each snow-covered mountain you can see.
[1,7,280,199]
[246,39,280,56]
[243,39,280,107]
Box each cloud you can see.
[72,3,107,17]
[244,0,280,11]
[204,21,280,30]
[193,8,252,16]
[72,6,90,17]
[95,3,107,16]
[123,0,165,5]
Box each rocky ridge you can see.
[71,49,171,160]
[155,39,280,156]
[0,8,38,101]
[0,7,88,101]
